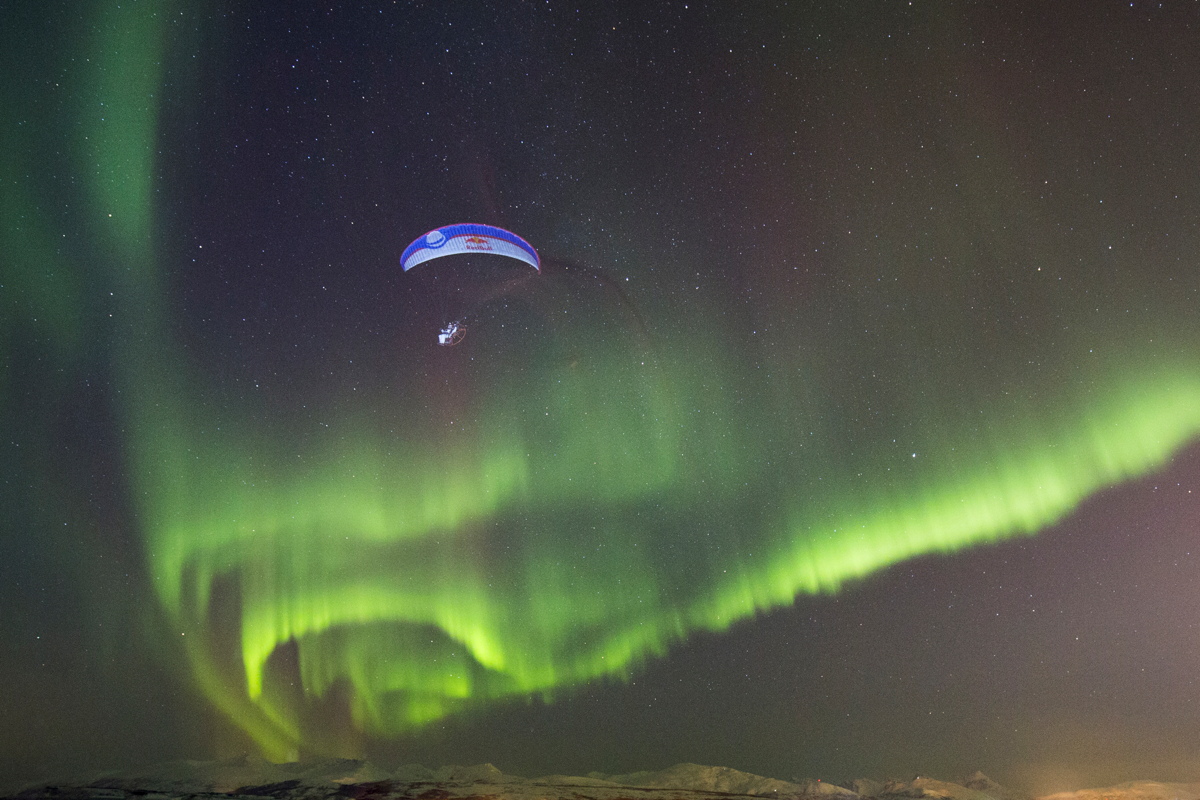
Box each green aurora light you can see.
[7,1,1200,763]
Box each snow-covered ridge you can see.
[1039,783,1200,800]
[6,758,1199,800]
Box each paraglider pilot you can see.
[438,320,466,346]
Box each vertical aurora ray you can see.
[10,0,1200,765]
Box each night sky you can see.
[3,0,1200,793]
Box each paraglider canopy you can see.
[402,223,541,346]
[401,223,540,273]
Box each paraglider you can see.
[402,223,540,346]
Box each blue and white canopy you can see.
[401,223,540,273]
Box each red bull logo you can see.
[463,235,494,251]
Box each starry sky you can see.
[2,0,1200,793]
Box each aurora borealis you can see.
[4,0,1200,792]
